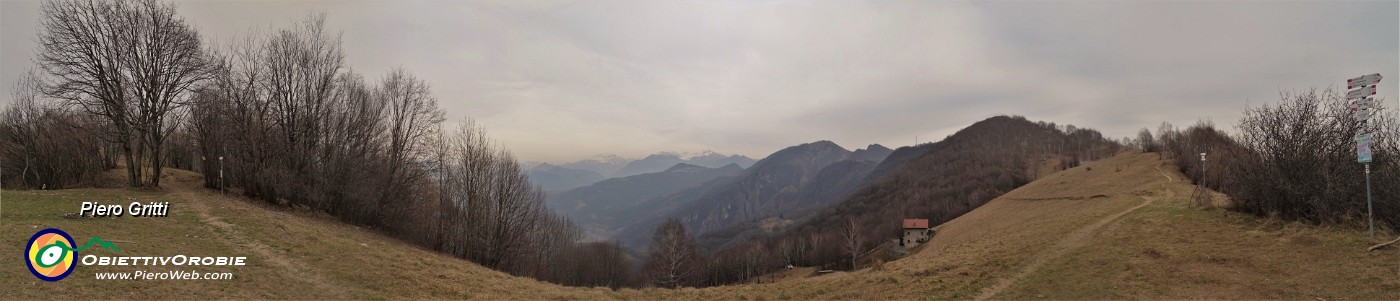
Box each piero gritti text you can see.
[79,201,171,217]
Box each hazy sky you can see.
[3,1,1397,163]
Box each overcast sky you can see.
[3,0,1397,163]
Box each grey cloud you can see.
[973,1,1398,136]
[2,0,1395,162]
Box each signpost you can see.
[1196,152,1208,208]
[1349,73,1383,89]
[1347,85,1377,99]
[1346,73,1382,240]
[1350,98,1374,120]
[1350,98,1373,111]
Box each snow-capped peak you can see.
[678,150,721,160]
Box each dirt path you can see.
[973,166,1176,300]
[167,179,350,298]
[1156,163,1175,182]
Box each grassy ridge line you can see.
[1005,172,1400,298]
[682,152,1399,299]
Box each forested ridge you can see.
[645,115,1123,287]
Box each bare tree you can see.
[739,242,767,282]
[476,152,538,270]
[1,71,108,189]
[840,217,862,270]
[549,241,633,289]
[591,241,634,289]
[775,238,797,267]
[102,5,618,289]
[523,213,575,279]
[3,73,47,186]
[38,0,140,186]
[266,13,344,178]
[123,0,208,187]
[441,121,494,258]
[193,31,269,192]
[1136,127,1157,152]
[804,230,824,267]
[376,68,445,219]
[645,218,699,288]
[37,0,207,188]
[430,126,453,252]
[431,120,570,277]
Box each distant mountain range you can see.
[613,151,757,178]
[545,163,744,239]
[538,116,1123,266]
[551,154,623,176]
[527,163,608,191]
[526,151,756,191]
[612,142,893,251]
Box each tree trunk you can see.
[150,143,163,188]
[124,141,140,187]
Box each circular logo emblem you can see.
[26,228,77,282]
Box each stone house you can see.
[902,218,930,246]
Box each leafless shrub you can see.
[1,72,108,188]
[1162,88,1398,231]
[1228,88,1398,229]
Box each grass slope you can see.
[2,170,628,299]
[4,152,1397,299]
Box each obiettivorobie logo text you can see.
[24,228,248,282]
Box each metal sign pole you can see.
[219,156,225,194]
[1367,163,1374,240]
[1348,73,1383,241]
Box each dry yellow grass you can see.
[4,152,1396,299]
[670,152,1399,299]
[3,169,634,299]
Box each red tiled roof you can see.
[902,218,929,229]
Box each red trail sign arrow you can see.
[1348,73,1383,89]
[1347,85,1377,99]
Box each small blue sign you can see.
[1358,133,1373,163]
